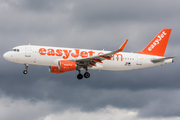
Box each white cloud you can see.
[44,106,137,120]
[43,106,180,120]
[1,90,180,120]
[0,96,54,120]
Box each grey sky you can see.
[0,0,180,120]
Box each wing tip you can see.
[117,39,128,52]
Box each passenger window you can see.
[17,49,19,52]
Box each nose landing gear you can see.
[23,64,28,74]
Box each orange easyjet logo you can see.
[148,31,167,51]
[39,48,123,61]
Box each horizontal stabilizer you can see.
[151,57,174,63]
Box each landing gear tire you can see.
[23,70,28,74]
[84,72,90,78]
[77,74,83,80]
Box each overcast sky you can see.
[1,0,180,120]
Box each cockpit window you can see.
[12,49,20,52]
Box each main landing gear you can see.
[77,70,90,80]
[23,64,28,74]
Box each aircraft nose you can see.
[3,52,9,60]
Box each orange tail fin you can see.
[138,29,172,57]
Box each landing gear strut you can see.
[23,64,28,74]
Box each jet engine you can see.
[49,60,76,74]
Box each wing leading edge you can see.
[75,39,128,69]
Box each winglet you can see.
[116,39,128,52]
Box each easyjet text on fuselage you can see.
[39,48,123,61]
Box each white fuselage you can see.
[3,45,173,71]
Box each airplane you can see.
[3,28,174,80]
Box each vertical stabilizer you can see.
[138,29,172,56]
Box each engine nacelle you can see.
[49,60,76,74]
[49,66,65,74]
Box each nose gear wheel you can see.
[23,70,28,74]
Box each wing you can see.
[75,39,128,69]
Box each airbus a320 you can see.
[3,29,174,79]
